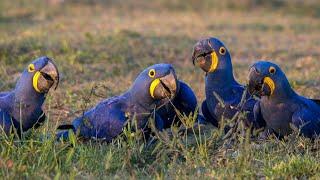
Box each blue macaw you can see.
[248,61,320,138]
[0,56,59,136]
[56,64,180,141]
[191,37,256,127]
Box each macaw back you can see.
[260,95,320,137]
[69,95,152,141]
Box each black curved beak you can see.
[247,67,272,96]
[151,68,179,100]
[192,39,214,73]
[158,69,178,99]
[40,60,60,90]
[192,41,206,66]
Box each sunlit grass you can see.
[0,0,320,178]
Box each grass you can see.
[0,0,320,178]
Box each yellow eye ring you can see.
[28,64,35,72]
[269,66,276,74]
[148,69,156,78]
[219,47,226,55]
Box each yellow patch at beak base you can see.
[263,77,275,95]
[149,78,160,98]
[33,71,42,93]
[209,51,219,72]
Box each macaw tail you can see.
[56,124,75,141]
[311,99,320,106]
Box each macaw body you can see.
[192,37,255,127]
[255,96,320,137]
[61,94,158,141]
[0,92,46,135]
[0,57,59,136]
[203,75,255,127]
[57,64,179,141]
[156,80,198,128]
[249,61,320,138]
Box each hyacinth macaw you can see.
[192,37,256,127]
[248,61,320,138]
[57,64,181,141]
[0,56,59,136]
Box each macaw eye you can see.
[28,64,35,72]
[269,66,276,74]
[148,69,156,78]
[219,47,226,55]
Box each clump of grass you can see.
[1,90,320,178]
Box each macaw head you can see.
[248,61,293,98]
[130,63,179,105]
[15,56,60,95]
[192,37,232,73]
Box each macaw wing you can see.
[0,92,11,110]
[57,98,128,141]
[0,110,14,135]
[310,99,320,106]
[200,99,218,127]
[78,101,129,141]
[175,81,210,126]
[154,113,164,131]
[240,97,257,128]
[292,108,320,138]
[0,92,9,97]
[156,81,198,128]
[173,81,198,115]
[57,110,127,141]
[253,102,267,129]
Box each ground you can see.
[0,0,320,179]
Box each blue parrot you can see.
[0,56,59,136]
[248,61,320,138]
[191,37,256,127]
[56,64,180,141]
